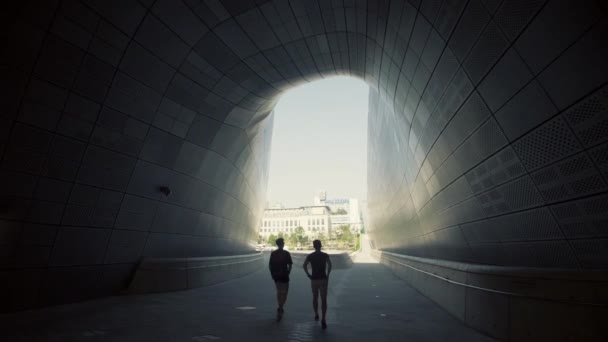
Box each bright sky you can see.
[266,76,369,208]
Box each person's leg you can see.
[279,282,289,308]
[275,282,281,308]
[275,282,288,321]
[320,279,328,328]
[311,280,320,320]
[276,282,288,308]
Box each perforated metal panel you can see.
[563,84,608,147]
[513,116,583,171]
[465,147,526,194]
[589,142,608,178]
[476,176,544,216]
[531,153,607,203]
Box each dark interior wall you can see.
[0,0,606,312]
[366,0,608,269]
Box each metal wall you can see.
[366,0,608,270]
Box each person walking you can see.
[303,239,332,329]
[269,238,292,322]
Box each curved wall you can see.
[0,0,607,311]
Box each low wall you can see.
[290,251,353,269]
[373,250,608,341]
[127,253,264,294]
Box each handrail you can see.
[141,252,263,263]
[380,253,608,308]
[139,255,264,271]
[381,251,608,280]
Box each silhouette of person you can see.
[303,239,332,329]
[269,238,292,321]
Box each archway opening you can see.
[259,76,370,252]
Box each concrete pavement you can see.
[0,244,493,341]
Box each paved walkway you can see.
[1,242,493,341]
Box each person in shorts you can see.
[303,239,332,329]
[269,238,292,321]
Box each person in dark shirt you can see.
[269,238,292,321]
[303,239,332,329]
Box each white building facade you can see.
[258,206,332,239]
[322,197,363,233]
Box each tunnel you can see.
[1,0,607,340]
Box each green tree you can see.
[282,226,310,248]
[337,225,354,248]
[267,234,278,246]
[286,232,298,248]
[334,208,348,215]
[317,232,327,243]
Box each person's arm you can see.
[268,255,272,271]
[326,255,332,279]
[303,255,312,279]
[269,253,275,279]
[287,253,293,274]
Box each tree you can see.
[317,232,327,243]
[291,226,309,247]
[334,208,348,215]
[267,234,278,246]
[286,232,298,248]
[337,225,354,248]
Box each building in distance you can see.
[258,205,332,240]
[314,191,363,233]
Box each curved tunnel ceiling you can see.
[1,0,607,310]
